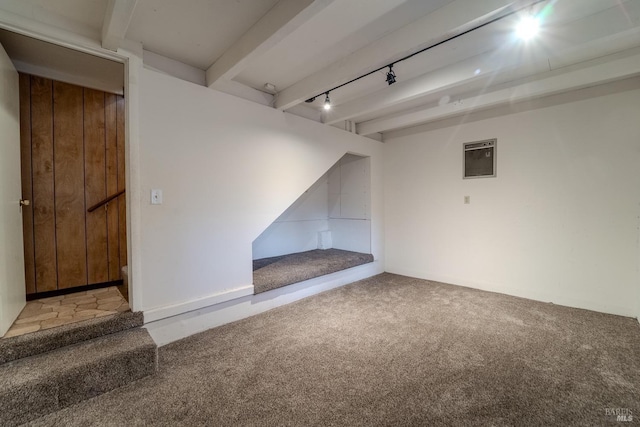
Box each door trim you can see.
[0,17,142,312]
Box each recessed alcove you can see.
[252,153,373,293]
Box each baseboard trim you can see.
[143,285,255,323]
[145,261,382,346]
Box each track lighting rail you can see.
[304,0,546,106]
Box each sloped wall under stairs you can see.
[253,153,371,260]
[137,68,384,321]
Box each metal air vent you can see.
[463,139,496,179]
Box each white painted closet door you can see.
[0,41,26,336]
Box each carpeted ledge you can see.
[253,248,374,294]
[26,273,640,426]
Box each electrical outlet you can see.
[151,189,163,205]
[464,195,470,204]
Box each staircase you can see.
[0,310,157,426]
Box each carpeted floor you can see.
[253,248,374,294]
[27,273,640,426]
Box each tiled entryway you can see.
[2,287,130,339]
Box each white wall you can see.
[253,152,373,259]
[138,68,384,320]
[252,172,330,260]
[329,154,371,253]
[384,78,640,317]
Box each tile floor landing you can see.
[2,287,130,339]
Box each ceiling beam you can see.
[356,49,640,135]
[102,0,138,51]
[273,0,536,111]
[325,6,640,126]
[206,0,335,87]
[322,48,504,126]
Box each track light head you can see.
[386,65,396,85]
[323,92,331,110]
[305,96,316,103]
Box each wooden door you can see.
[19,74,126,295]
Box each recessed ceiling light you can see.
[516,15,540,41]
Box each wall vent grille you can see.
[463,138,496,179]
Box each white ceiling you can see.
[126,0,280,69]
[0,0,108,38]
[0,0,639,137]
[234,0,451,91]
[0,29,125,94]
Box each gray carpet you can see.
[252,255,286,271]
[253,248,374,294]
[0,311,143,365]
[4,328,157,426]
[27,273,640,426]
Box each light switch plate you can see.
[151,189,163,205]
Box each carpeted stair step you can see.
[0,310,144,365]
[0,327,157,426]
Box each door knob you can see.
[19,199,30,212]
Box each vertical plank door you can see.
[53,81,87,289]
[105,93,121,281]
[20,75,126,295]
[116,95,127,269]
[19,74,35,294]
[30,76,58,293]
[84,88,108,284]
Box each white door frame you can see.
[0,18,143,312]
